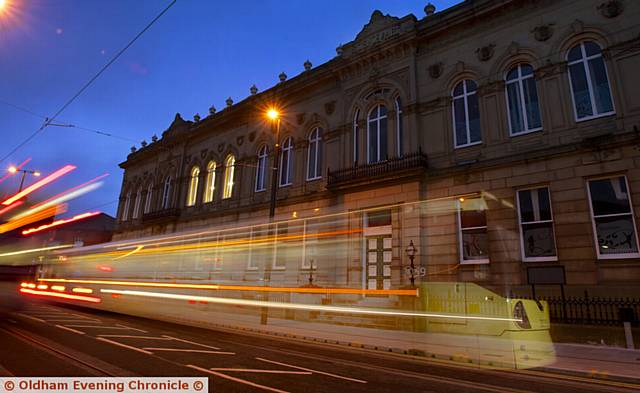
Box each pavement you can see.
[0,301,638,393]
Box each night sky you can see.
[0,0,459,217]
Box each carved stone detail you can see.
[534,60,568,79]
[248,131,256,142]
[296,113,306,125]
[217,143,224,153]
[324,101,336,116]
[532,23,554,42]
[597,0,623,18]
[476,44,495,62]
[603,34,640,59]
[200,149,207,159]
[428,62,443,79]
[477,80,504,96]
[237,136,244,146]
[570,19,584,34]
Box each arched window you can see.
[307,128,323,180]
[367,104,388,163]
[353,109,360,164]
[395,97,403,157]
[222,155,235,199]
[255,145,268,192]
[505,64,542,135]
[162,176,172,209]
[186,166,200,206]
[121,192,131,221]
[144,183,153,214]
[567,41,614,120]
[132,189,142,219]
[279,137,293,186]
[203,161,216,203]
[452,79,481,147]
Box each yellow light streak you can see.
[36,284,48,290]
[0,244,73,257]
[0,204,66,234]
[39,278,418,296]
[51,285,65,292]
[112,245,143,260]
[100,289,522,323]
[72,287,93,294]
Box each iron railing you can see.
[142,207,180,223]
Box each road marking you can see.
[16,313,45,323]
[64,325,135,330]
[162,335,221,350]
[187,365,289,393]
[115,324,147,333]
[210,368,311,375]
[54,325,86,335]
[96,337,152,355]
[44,319,101,323]
[143,348,235,355]
[97,335,171,340]
[256,357,367,384]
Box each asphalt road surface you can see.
[0,300,637,393]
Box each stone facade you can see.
[115,0,640,297]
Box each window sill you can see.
[278,183,292,188]
[510,127,543,137]
[596,253,640,260]
[306,176,322,182]
[454,141,482,150]
[575,111,616,123]
[522,257,558,263]
[255,188,266,193]
[460,259,490,265]
[271,266,286,271]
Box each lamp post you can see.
[405,240,417,287]
[8,166,41,192]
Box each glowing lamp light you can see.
[33,171,41,177]
[266,108,279,120]
[20,282,28,288]
[7,166,17,173]
[2,164,76,206]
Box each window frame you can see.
[121,192,131,221]
[203,160,216,203]
[306,127,323,181]
[279,137,293,187]
[255,145,268,192]
[186,166,200,207]
[222,155,235,199]
[161,176,172,209]
[516,186,558,262]
[456,197,490,265]
[566,41,616,123]
[452,80,482,149]
[367,104,388,163]
[505,64,543,136]
[395,96,403,157]
[132,189,142,219]
[353,109,360,164]
[143,183,153,214]
[586,175,640,259]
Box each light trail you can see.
[0,204,66,233]
[12,182,102,221]
[1,164,76,205]
[19,288,101,303]
[100,289,522,322]
[22,211,101,235]
[0,200,23,216]
[39,278,419,296]
[112,245,143,260]
[0,244,73,257]
[29,173,108,211]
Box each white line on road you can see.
[97,335,171,340]
[44,319,101,323]
[96,337,152,355]
[142,348,235,355]
[64,326,135,330]
[161,335,221,350]
[256,357,367,384]
[16,313,45,323]
[209,368,311,375]
[115,324,147,333]
[186,365,289,393]
[54,325,86,335]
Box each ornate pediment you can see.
[338,11,416,58]
[161,113,193,139]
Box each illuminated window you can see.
[186,166,200,207]
[567,41,614,121]
[121,192,131,221]
[367,104,388,163]
[506,64,542,135]
[222,155,235,199]
[452,80,481,148]
[143,183,153,214]
[203,161,216,203]
[307,128,322,180]
[457,197,489,264]
[255,145,268,192]
[279,137,293,186]
[395,97,403,157]
[353,109,360,164]
[162,176,172,209]
[587,176,639,259]
[132,189,142,219]
[517,187,557,261]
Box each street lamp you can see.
[8,166,41,192]
[405,240,417,287]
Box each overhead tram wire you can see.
[0,0,177,164]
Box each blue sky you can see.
[0,0,460,217]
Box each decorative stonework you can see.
[151,134,158,142]
[324,101,336,116]
[534,60,567,79]
[279,72,287,83]
[141,140,148,148]
[209,105,216,115]
[570,19,584,34]
[531,23,554,42]
[237,135,244,146]
[226,97,233,107]
[296,113,306,125]
[217,143,224,153]
[130,146,137,153]
[304,60,312,71]
[250,84,258,95]
[597,0,623,18]
[477,80,505,96]
[193,113,201,122]
[476,44,495,62]
[200,149,207,159]
[428,62,443,79]
[248,131,256,142]
[604,35,640,59]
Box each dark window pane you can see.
[589,177,631,215]
[519,188,551,222]
[454,97,467,146]
[521,64,533,76]
[507,82,524,134]
[595,215,639,255]
[379,116,388,161]
[522,222,557,258]
[462,228,488,260]
[568,45,582,62]
[569,63,593,118]
[588,57,613,114]
[523,77,542,129]
[317,138,323,177]
[506,68,518,81]
[368,121,378,162]
[461,209,486,229]
[368,210,392,227]
[584,41,601,57]
[379,104,387,117]
[308,142,316,179]
[466,80,477,92]
[453,82,464,96]
[467,94,481,143]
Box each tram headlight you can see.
[513,301,531,329]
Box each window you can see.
[203,161,216,203]
[186,166,200,206]
[452,80,481,147]
[121,192,131,221]
[255,145,268,192]
[367,104,388,163]
[395,97,403,156]
[279,137,293,186]
[307,128,323,180]
[506,64,542,135]
[567,41,615,121]
[517,187,557,261]
[457,197,489,264]
[162,176,172,209]
[353,109,360,164]
[132,189,142,219]
[143,183,153,214]
[587,176,639,258]
[222,155,235,199]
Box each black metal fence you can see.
[521,292,640,326]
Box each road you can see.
[0,300,637,393]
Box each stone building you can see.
[115,0,640,297]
